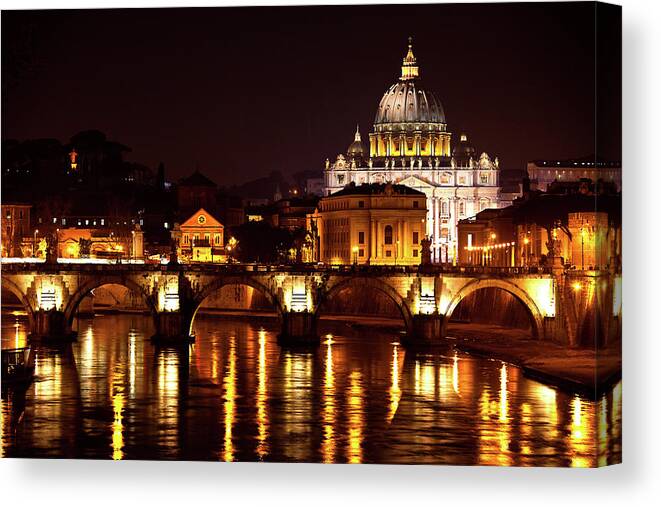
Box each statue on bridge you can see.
[45,232,58,264]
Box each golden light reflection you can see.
[111,391,125,460]
[346,370,364,464]
[128,330,137,397]
[452,353,460,395]
[321,338,336,463]
[415,360,435,397]
[499,363,509,423]
[222,336,237,462]
[255,329,269,459]
[569,395,591,468]
[477,363,513,466]
[387,344,401,425]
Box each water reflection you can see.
[1,312,622,466]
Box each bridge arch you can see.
[444,278,545,339]
[189,275,284,336]
[1,276,36,328]
[63,275,158,326]
[315,276,414,335]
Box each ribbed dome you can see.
[374,80,446,125]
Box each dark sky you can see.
[2,2,621,185]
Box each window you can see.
[358,231,365,244]
[413,249,418,257]
[52,217,57,224]
[184,234,189,245]
[100,219,105,226]
[386,250,392,257]
[19,210,23,219]
[384,225,393,245]
[214,234,221,245]
[467,233,474,247]
[359,248,364,257]
[441,201,449,217]
[164,222,169,229]
[358,200,365,208]
[413,200,419,208]
[413,231,419,245]
[204,233,210,243]
[62,218,66,225]
[458,201,466,216]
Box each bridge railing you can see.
[1,259,554,276]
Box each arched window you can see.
[384,225,393,245]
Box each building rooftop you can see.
[529,156,621,168]
[178,170,217,188]
[330,182,426,198]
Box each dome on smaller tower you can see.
[452,133,476,160]
[347,125,366,158]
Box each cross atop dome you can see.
[401,36,419,80]
[354,124,361,142]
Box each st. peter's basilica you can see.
[323,38,514,263]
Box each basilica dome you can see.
[374,39,446,126]
[375,81,445,125]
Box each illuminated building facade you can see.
[174,208,225,263]
[57,226,144,260]
[313,182,427,265]
[324,39,508,263]
[528,157,621,192]
[1,203,31,257]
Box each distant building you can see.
[173,208,225,263]
[1,203,31,257]
[177,171,218,219]
[314,182,427,265]
[457,207,518,266]
[305,177,324,197]
[244,197,319,231]
[528,157,621,192]
[57,226,144,260]
[457,183,621,270]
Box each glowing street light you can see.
[352,246,359,265]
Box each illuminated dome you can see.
[374,39,446,126]
[375,82,445,125]
[347,125,366,157]
[368,38,451,160]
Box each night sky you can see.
[2,2,621,185]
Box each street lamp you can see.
[352,246,358,265]
[523,236,530,267]
[395,240,400,266]
[580,222,588,270]
[33,229,39,257]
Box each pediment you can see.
[396,175,436,189]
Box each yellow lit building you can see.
[314,182,427,265]
[175,208,225,263]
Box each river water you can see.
[1,312,621,466]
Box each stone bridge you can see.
[0,262,621,348]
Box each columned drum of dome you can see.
[323,38,512,264]
[369,38,451,159]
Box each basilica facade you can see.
[323,39,510,262]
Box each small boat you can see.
[1,346,35,387]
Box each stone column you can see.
[404,313,444,347]
[278,311,319,347]
[30,309,75,341]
